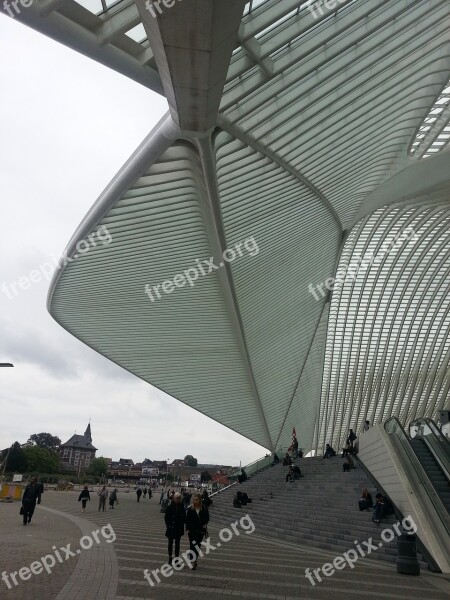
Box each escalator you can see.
[409,418,450,516]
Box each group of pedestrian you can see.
[323,421,371,461]
[358,488,394,524]
[164,492,209,570]
[136,486,153,502]
[81,485,119,512]
[285,464,302,482]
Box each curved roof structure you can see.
[8,0,450,453]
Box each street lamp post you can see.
[0,365,14,489]
[0,444,14,492]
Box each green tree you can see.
[23,446,59,473]
[201,470,212,483]
[184,455,198,467]
[87,457,108,477]
[1,442,27,473]
[28,433,61,452]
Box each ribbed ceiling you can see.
[20,0,449,453]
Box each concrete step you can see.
[210,458,430,570]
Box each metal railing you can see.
[384,416,450,537]
[210,448,291,498]
[229,447,297,479]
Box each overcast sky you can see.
[0,15,267,467]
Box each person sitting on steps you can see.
[292,465,302,479]
[286,466,294,482]
[323,444,336,459]
[283,453,292,466]
[343,454,355,471]
[372,493,384,523]
[237,468,248,484]
[358,488,373,511]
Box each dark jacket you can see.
[78,489,91,501]
[22,483,40,505]
[362,492,373,505]
[186,505,209,537]
[347,431,357,444]
[37,482,44,504]
[164,501,186,538]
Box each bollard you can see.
[396,532,420,575]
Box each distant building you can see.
[59,424,97,471]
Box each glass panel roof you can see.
[317,198,450,452]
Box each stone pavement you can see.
[1,489,449,600]
[0,499,80,600]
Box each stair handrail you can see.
[229,447,288,480]
[408,417,450,481]
[384,416,450,535]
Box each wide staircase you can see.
[210,456,426,566]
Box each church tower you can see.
[84,423,92,444]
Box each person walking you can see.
[78,485,90,512]
[36,480,44,505]
[143,487,148,499]
[136,487,143,502]
[164,492,185,565]
[185,493,209,570]
[98,486,108,512]
[148,488,152,500]
[202,489,212,507]
[159,489,164,505]
[21,477,40,525]
[109,488,118,509]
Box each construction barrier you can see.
[0,484,23,501]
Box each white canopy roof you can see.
[9,0,449,452]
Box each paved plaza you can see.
[1,489,449,600]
